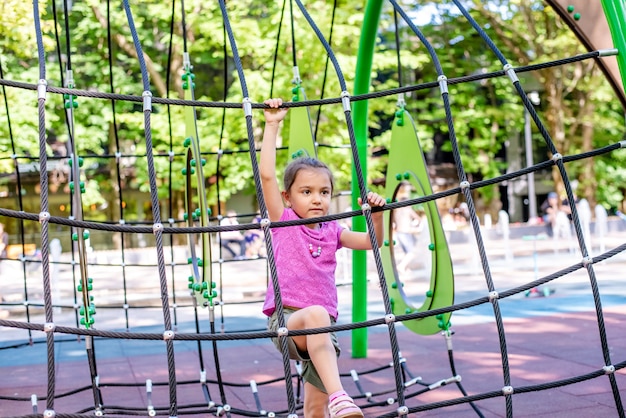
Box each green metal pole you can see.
[601,0,626,95]
[351,0,383,358]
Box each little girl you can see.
[260,98,385,418]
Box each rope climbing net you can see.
[0,1,625,417]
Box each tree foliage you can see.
[1,0,625,228]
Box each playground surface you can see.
[0,226,625,417]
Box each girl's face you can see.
[282,168,332,226]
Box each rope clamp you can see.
[603,365,615,374]
[488,291,499,302]
[502,385,514,395]
[437,75,448,95]
[504,64,519,83]
[599,48,618,57]
[44,322,55,333]
[43,410,56,417]
[152,223,163,234]
[168,151,175,162]
[277,327,288,337]
[361,202,371,213]
[384,313,395,324]
[38,79,47,99]
[163,330,175,340]
[551,153,562,162]
[115,151,122,163]
[619,140,626,148]
[460,181,470,190]
[142,91,152,112]
[340,90,351,112]
[39,211,50,223]
[242,97,252,117]
[396,406,409,415]
[582,256,593,266]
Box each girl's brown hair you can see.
[283,157,334,193]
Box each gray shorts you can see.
[268,308,341,393]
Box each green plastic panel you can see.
[381,110,454,335]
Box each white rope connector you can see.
[43,410,55,417]
[582,256,594,266]
[460,180,470,190]
[551,153,563,162]
[243,97,252,117]
[119,219,126,225]
[385,313,395,324]
[94,409,104,417]
[168,218,175,225]
[277,327,288,337]
[504,64,519,83]
[386,398,395,405]
[619,140,626,148]
[361,202,371,212]
[603,365,615,374]
[39,212,50,223]
[152,223,163,234]
[488,291,499,302]
[292,65,302,84]
[163,330,175,340]
[142,91,152,112]
[598,48,618,57]
[502,385,514,395]
[396,406,409,415]
[115,151,122,162]
[260,218,271,228]
[168,150,175,162]
[340,90,351,112]
[437,75,448,95]
[38,79,48,100]
[287,414,298,418]
[268,412,276,417]
[183,52,191,69]
[44,323,55,333]
[31,394,37,408]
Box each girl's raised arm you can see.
[260,98,288,221]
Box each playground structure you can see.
[1,1,626,417]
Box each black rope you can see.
[391,2,514,415]
[313,0,337,141]
[217,0,298,414]
[2,2,626,417]
[121,1,178,416]
[0,49,609,109]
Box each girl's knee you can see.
[305,305,332,327]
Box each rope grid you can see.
[0,1,624,418]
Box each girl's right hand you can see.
[264,98,288,124]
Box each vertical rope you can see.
[218,0,298,414]
[122,1,178,415]
[295,0,407,409]
[32,1,56,412]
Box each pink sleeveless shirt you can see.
[262,208,345,320]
